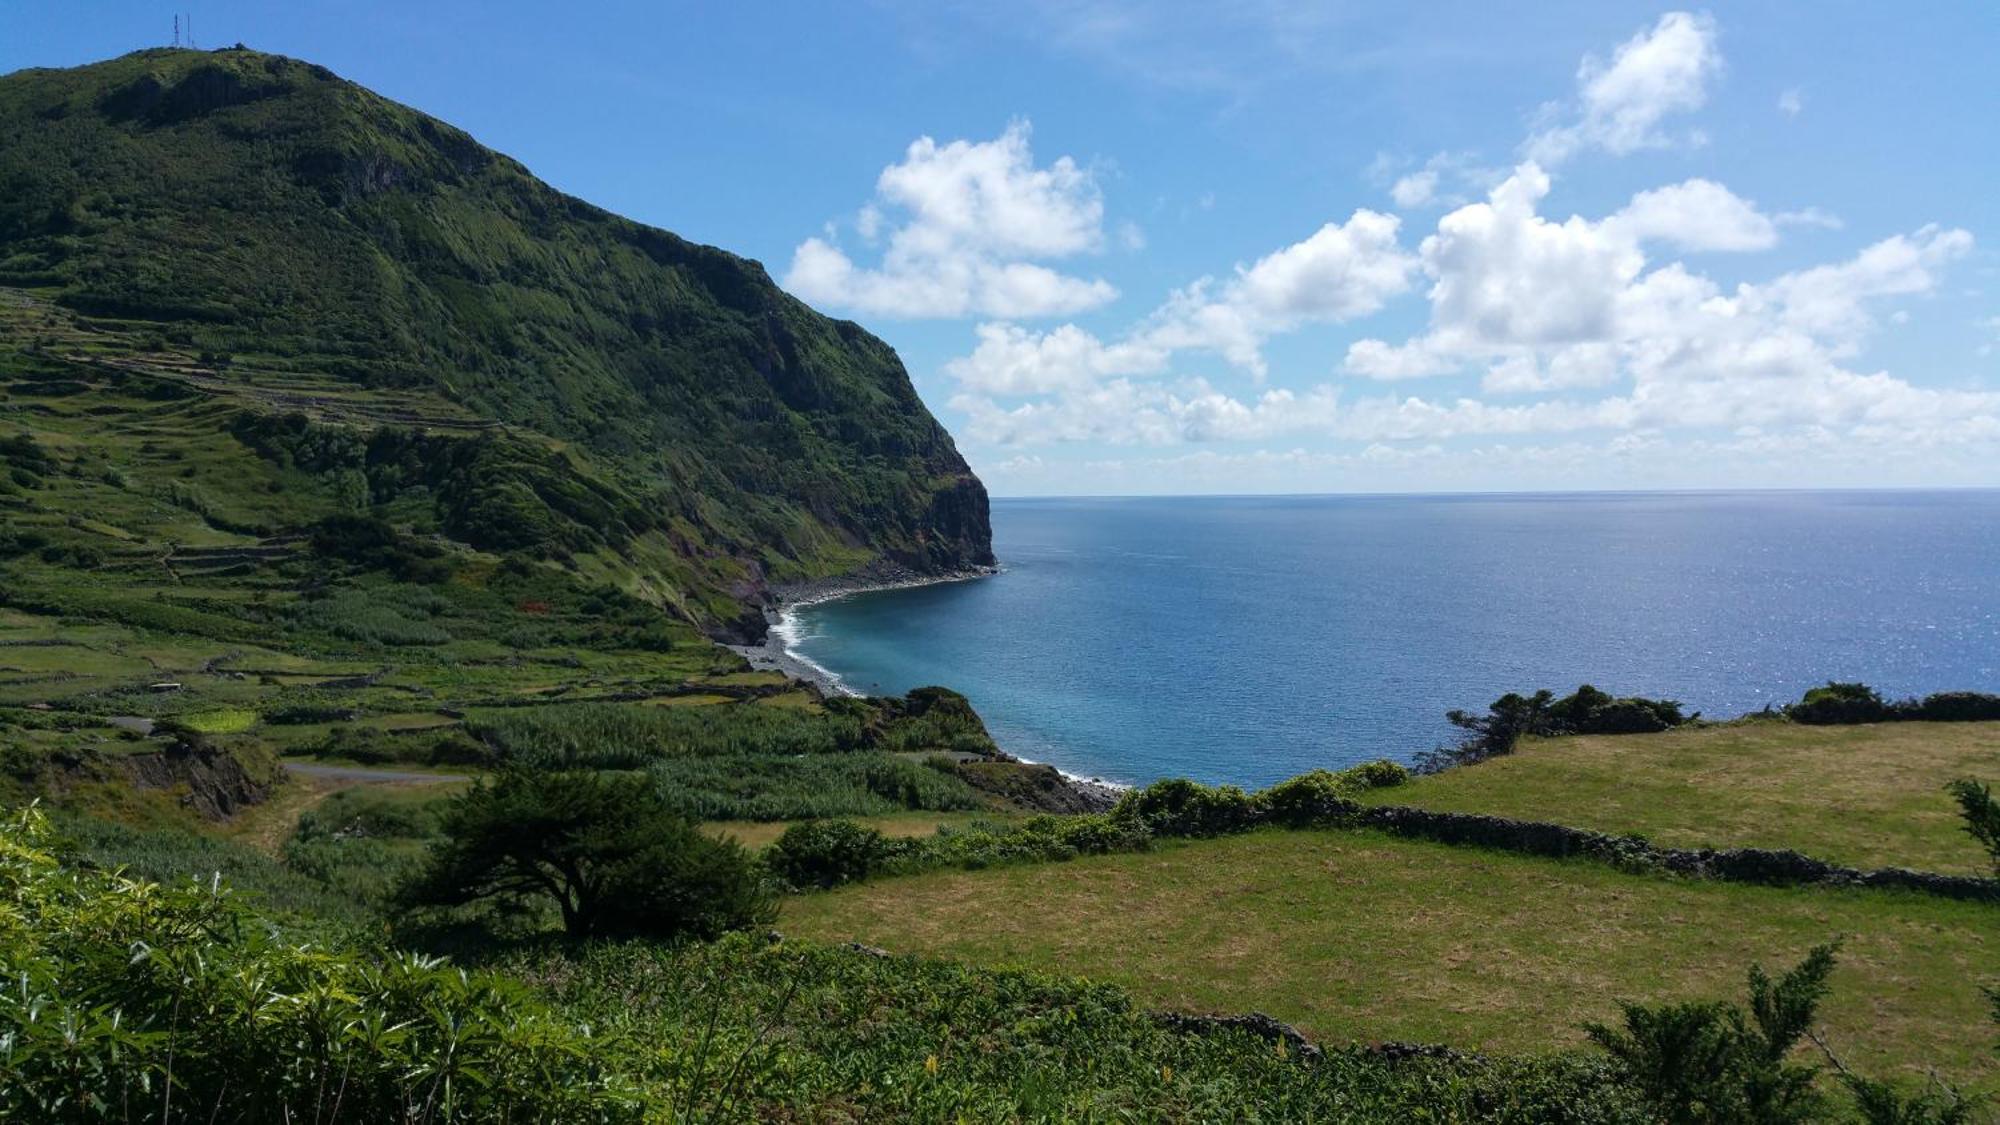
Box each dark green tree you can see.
[401,769,774,939]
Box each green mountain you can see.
[0,46,990,640]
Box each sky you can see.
[7,2,1999,495]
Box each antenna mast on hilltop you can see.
[173,14,179,46]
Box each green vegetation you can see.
[1367,720,2000,873]
[1,806,643,1123]
[402,770,773,939]
[1586,943,1840,1124]
[1790,682,2000,726]
[0,804,1671,1122]
[764,761,1411,889]
[1947,778,2000,876]
[1421,685,1692,771]
[779,827,1999,1087]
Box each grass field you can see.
[1364,720,2000,874]
[781,828,2000,1087]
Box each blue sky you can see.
[9,2,1998,495]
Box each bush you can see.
[1345,758,1411,789]
[765,819,900,888]
[896,813,1152,872]
[1112,778,1263,838]
[400,770,775,940]
[1908,692,2000,723]
[1259,770,1363,828]
[1788,682,1892,725]
[1543,685,1689,735]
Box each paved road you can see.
[285,762,465,784]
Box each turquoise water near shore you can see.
[786,492,2000,788]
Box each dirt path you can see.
[285,763,468,784]
[225,764,470,855]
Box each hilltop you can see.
[0,46,991,639]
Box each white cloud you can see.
[1390,169,1439,209]
[1778,87,1804,117]
[783,121,1119,318]
[1371,150,1499,212]
[946,322,1167,395]
[1416,163,1642,349]
[950,209,1417,393]
[1774,206,1842,231]
[1605,179,1777,252]
[1525,11,1721,164]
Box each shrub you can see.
[765,819,900,889]
[1259,770,1363,828]
[1788,682,1892,725]
[894,813,1152,872]
[1112,777,1263,838]
[1345,758,1411,790]
[400,770,775,939]
[1909,692,2000,723]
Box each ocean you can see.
[783,492,2000,788]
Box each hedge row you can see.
[765,761,1412,890]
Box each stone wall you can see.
[1351,804,1999,903]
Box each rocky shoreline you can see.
[727,563,999,697]
[726,563,1125,813]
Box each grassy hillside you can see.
[781,827,1998,1087]
[1362,719,2000,874]
[0,46,991,638]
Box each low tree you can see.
[1944,778,2000,877]
[401,769,774,939]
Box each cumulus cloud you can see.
[945,323,1167,395]
[1778,87,1804,117]
[960,158,1986,452]
[783,121,1119,318]
[947,209,1417,392]
[1604,179,1777,252]
[1525,11,1721,164]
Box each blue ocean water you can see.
[787,492,2000,788]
